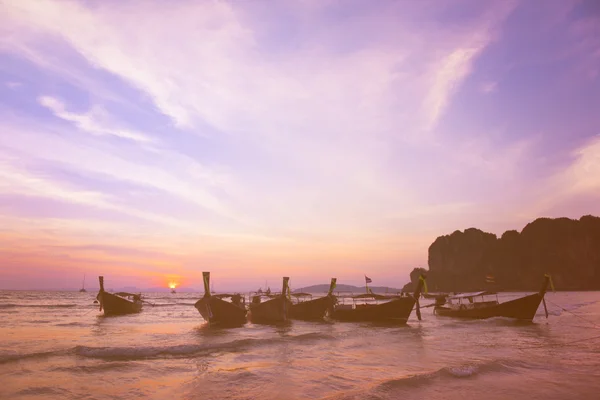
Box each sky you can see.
[0,0,599,291]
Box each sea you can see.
[1,291,599,400]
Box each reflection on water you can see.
[0,291,599,399]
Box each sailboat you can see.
[79,274,87,293]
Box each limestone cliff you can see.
[418,215,600,291]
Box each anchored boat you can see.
[194,272,247,326]
[433,275,553,321]
[248,277,293,323]
[96,276,142,316]
[290,278,337,320]
[331,275,426,323]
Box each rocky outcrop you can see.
[401,267,428,292]
[422,215,600,291]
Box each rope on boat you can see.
[513,298,600,351]
[78,307,99,317]
[545,298,600,329]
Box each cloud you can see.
[480,81,498,94]
[516,135,600,219]
[38,95,153,143]
[559,135,600,195]
[0,0,533,245]
[0,117,240,225]
[5,81,21,89]
[0,1,513,142]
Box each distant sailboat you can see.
[79,274,87,293]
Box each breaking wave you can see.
[75,333,335,361]
[0,349,69,364]
[76,338,267,360]
[376,359,529,392]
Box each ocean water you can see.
[1,291,599,400]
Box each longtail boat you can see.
[194,272,247,326]
[330,275,426,323]
[433,275,553,321]
[96,276,142,316]
[248,277,293,323]
[290,278,337,320]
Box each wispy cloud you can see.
[5,81,21,89]
[38,95,153,143]
[480,81,498,94]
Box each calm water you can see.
[1,291,599,400]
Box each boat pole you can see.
[414,274,427,321]
[202,271,213,320]
[328,278,337,296]
[202,272,211,297]
[541,274,553,319]
[98,276,104,312]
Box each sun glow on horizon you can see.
[168,282,177,289]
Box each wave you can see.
[0,303,78,309]
[75,337,270,361]
[75,331,337,361]
[17,387,70,397]
[376,359,528,392]
[51,362,137,374]
[0,349,68,364]
[54,322,88,327]
[285,332,336,342]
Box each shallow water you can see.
[1,291,599,399]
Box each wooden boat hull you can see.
[194,296,247,326]
[434,292,545,321]
[331,297,416,323]
[97,292,142,316]
[290,295,336,320]
[249,296,292,323]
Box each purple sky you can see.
[0,0,599,291]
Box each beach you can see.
[1,291,599,399]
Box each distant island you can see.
[402,215,600,292]
[293,284,402,294]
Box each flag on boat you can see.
[365,275,372,284]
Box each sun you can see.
[168,282,177,289]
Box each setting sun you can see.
[168,282,177,289]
